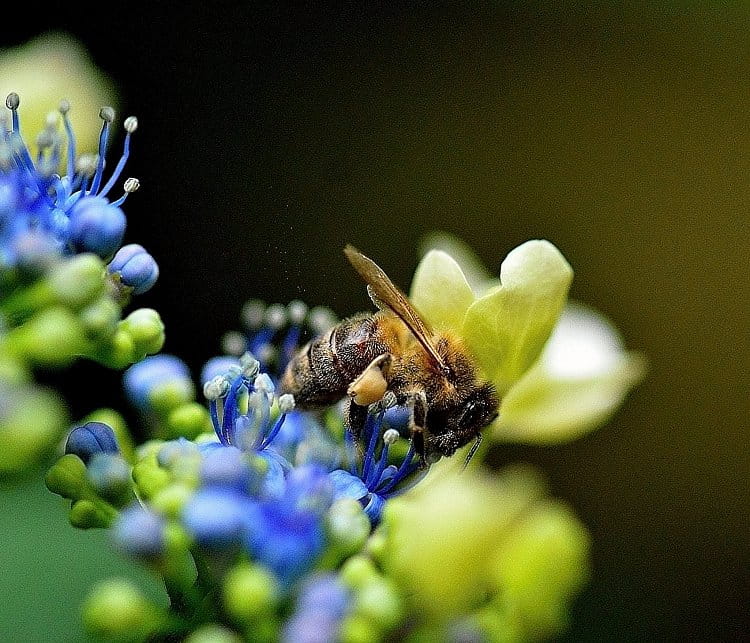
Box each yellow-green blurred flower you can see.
[411,232,645,446]
[377,464,590,640]
[0,32,118,157]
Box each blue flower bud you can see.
[112,504,165,559]
[182,488,249,548]
[108,243,159,294]
[123,354,191,411]
[68,195,126,258]
[65,421,119,464]
[87,453,132,503]
[200,356,241,385]
[282,574,351,643]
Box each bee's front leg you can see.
[408,390,431,468]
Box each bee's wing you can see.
[344,245,447,370]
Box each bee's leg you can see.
[409,391,430,468]
[347,353,392,407]
[345,398,369,441]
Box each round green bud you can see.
[10,307,87,366]
[365,528,387,560]
[69,499,116,529]
[79,295,120,340]
[45,453,90,500]
[166,402,211,439]
[353,577,403,631]
[163,522,193,553]
[120,308,165,356]
[49,253,105,309]
[223,563,279,624]
[150,483,194,517]
[97,327,136,369]
[339,614,378,643]
[87,453,133,506]
[326,499,370,557]
[132,459,171,499]
[82,578,161,638]
[1,385,67,474]
[340,555,378,590]
[184,625,243,643]
[147,380,196,416]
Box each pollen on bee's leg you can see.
[347,353,391,406]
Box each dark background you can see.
[1,3,748,641]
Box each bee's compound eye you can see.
[458,402,478,429]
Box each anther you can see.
[278,394,295,414]
[123,177,140,193]
[221,331,247,356]
[287,300,308,325]
[76,154,99,177]
[383,429,400,445]
[239,353,260,379]
[58,99,70,115]
[123,116,138,133]
[5,93,19,110]
[265,303,287,330]
[204,376,229,401]
[99,106,115,123]
[242,299,266,329]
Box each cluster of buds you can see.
[0,94,165,473]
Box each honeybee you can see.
[280,245,499,466]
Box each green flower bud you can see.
[150,482,194,517]
[489,500,591,639]
[82,578,163,640]
[353,576,403,632]
[339,555,378,590]
[184,625,243,643]
[223,563,279,624]
[69,498,117,529]
[6,307,86,367]
[79,295,120,340]
[1,384,68,474]
[45,453,90,500]
[339,614,378,643]
[120,308,165,358]
[49,253,105,309]
[325,498,370,558]
[148,379,196,416]
[97,327,136,369]
[379,465,546,621]
[132,458,171,499]
[166,402,212,439]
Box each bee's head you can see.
[437,381,499,442]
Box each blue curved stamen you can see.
[259,413,286,451]
[208,398,226,446]
[220,376,246,446]
[89,118,111,195]
[361,412,382,482]
[377,442,418,495]
[61,110,76,181]
[367,440,390,489]
[110,191,131,207]
[98,131,131,198]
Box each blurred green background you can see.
[1,3,748,640]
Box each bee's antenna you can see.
[462,434,483,471]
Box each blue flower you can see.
[0,93,148,272]
[329,410,424,524]
[244,465,333,587]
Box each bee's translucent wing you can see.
[344,245,447,370]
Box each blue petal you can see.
[182,488,249,548]
[328,469,368,501]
